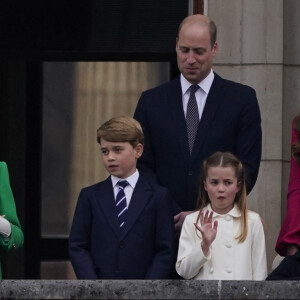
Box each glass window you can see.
[41,62,170,237]
[40,261,76,279]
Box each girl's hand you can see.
[194,210,218,256]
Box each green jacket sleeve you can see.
[0,162,24,251]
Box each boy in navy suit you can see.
[69,116,174,279]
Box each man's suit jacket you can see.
[0,162,24,279]
[69,173,174,279]
[134,73,262,212]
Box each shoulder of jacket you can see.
[80,179,108,192]
[185,211,200,222]
[142,78,179,94]
[247,210,262,223]
[214,73,255,92]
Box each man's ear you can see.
[212,42,218,56]
[135,143,144,158]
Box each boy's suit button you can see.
[119,242,125,249]
[188,171,193,176]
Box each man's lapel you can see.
[168,78,190,160]
[191,73,224,160]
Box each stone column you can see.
[207,0,284,271]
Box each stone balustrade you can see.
[0,280,299,299]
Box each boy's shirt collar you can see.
[111,169,139,189]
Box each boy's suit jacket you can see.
[69,173,174,279]
[134,73,262,212]
[0,162,24,279]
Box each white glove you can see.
[0,215,11,239]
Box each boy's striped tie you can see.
[116,181,129,228]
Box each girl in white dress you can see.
[176,152,267,280]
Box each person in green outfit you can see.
[0,161,24,279]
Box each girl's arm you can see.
[176,215,211,279]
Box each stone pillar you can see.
[206,0,284,271]
[282,1,300,217]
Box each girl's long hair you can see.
[195,152,248,243]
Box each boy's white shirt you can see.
[111,169,139,207]
[176,203,268,280]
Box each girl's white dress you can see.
[176,204,267,280]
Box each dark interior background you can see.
[0,0,203,278]
[0,0,188,61]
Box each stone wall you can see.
[0,280,299,299]
[206,0,300,271]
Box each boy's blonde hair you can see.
[196,151,248,243]
[97,116,144,147]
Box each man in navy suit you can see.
[69,116,174,279]
[134,14,262,234]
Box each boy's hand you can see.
[194,210,218,256]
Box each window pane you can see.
[41,62,170,236]
[40,261,76,279]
